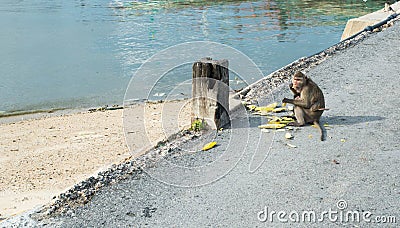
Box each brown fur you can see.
[282,72,326,141]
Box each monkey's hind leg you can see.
[288,106,306,126]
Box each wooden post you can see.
[192,57,230,130]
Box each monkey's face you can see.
[292,76,305,93]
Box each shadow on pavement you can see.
[322,115,385,125]
[227,115,385,130]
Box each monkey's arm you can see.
[285,86,315,108]
[288,83,300,97]
[289,83,296,94]
[282,97,311,109]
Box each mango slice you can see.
[272,107,287,113]
[202,141,217,151]
[258,124,286,129]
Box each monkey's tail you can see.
[313,120,326,141]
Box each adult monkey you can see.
[282,71,326,141]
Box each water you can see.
[0,0,388,114]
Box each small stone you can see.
[332,159,340,165]
[286,143,297,148]
[66,210,75,217]
[285,133,294,139]
[126,211,136,217]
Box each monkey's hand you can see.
[287,121,303,127]
[289,83,299,96]
[282,98,293,104]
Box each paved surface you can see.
[4,20,400,228]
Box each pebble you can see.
[285,133,294,139]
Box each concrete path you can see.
[5,19,400,228]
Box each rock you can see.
[285,133,294,139]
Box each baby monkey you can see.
[282,72,326,141]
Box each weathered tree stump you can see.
[192,57,230,129]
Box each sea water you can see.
[0,0,388,114]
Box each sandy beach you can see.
[0,100,191,220]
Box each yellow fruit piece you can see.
[266,102,278,108]
[282,117,295,121]
[258,124,286,129]
[268,116,280,121]
[254,111,270,116]
[272,107,287,113]
[340,139,346,143]
[255,106,274,112]
[268,117,294,125]
[247,105,257,111]
[202,141,217,151]
[282,102,287,107]
[268,121,282,124]
[254,102,278,112]
[281,117,295,124]
[279,120,294,124]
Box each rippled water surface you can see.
[0,0,389,113]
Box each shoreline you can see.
[0,102,126,125]
[0,97,191,125]
[0,107,88,125]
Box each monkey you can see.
[282,71,326,141]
